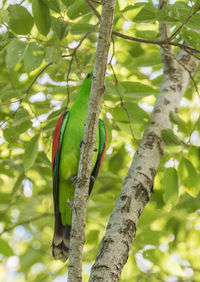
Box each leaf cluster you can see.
[0,0,200,281]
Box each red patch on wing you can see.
[52,113,65,169]
[99,125,107,169]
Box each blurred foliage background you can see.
[0,0,200,281]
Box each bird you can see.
[51,72,107,262]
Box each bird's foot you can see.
[68,176,77,186]
[90,175,95,182]
[66,200,74,211]
[79,140,85,148]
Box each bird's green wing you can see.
[89,119,107,194]
[52,111,69,243]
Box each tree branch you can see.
[1,213,53,234]
[66,21,100,106]
[85,0,200,59]
[88,3,198,282]
[0,21,98,128]
[167,6,200,42]
[67,1,116,281]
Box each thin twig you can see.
[167,6,200,42]
[0,21,99,127]
[1,213,53,235]
[75,21,100,50]
[0,61,54,129]
[85,0,200,59]
[183,47,200,60]
[0,107,21,129]
[85,0,101,19]
[3,50,16,89]
[169,48,199,97]
[0,99,21,106]
[0,199,18,221]
[18,34,67,49]
[25,62,53,96]
[66,56,74,107]
[74,54,84,74]
[112,30,200,55]
[65,21,100,108]
[90,0,102,4]
[109,37,138,145]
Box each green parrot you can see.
[52,73,107,262]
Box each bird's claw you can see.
[90,175,95,182]
[79,140,85,148]
[68,176,77,186]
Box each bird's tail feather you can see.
[52,221,71,262]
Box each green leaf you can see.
[41,0,61,13]
[157,5,180,24]
[193,0,200,10]
[11,174,24,198]
[32,0,51,36]
[3,127,19,143]
[157,2,200,29]
[133,51,161,67]
[110,101,149,125]
[23,134,40,170]
[182,29,200,50]
[134,230,166,245]
[161,129,181,146]
[8,5,33,35]
[20,247,41,274]
[0,239,14,257]
[178,158,199,196]
[0,88,21,102]
[62,0,74,6]
[121,81,159,98]
[86,230,99,244]
[188,146,200,172]
[108,145,126,173]
[188,15,200,29]
[24,42,44,72]
[163,167,179,206]
[132,3,157,22]
[122,5,144,21]
[52,17,69,40]
[0,9,9,24]
[0,193,10,204]
[106,81,159,100]
[67,0,91,20]
[44,47,54,63]
[13,108,30,127]
[47,109,63,121]
[18,120,33,134]
[6,39,26,68]
[70,23,93,35]
[135,29,158,40]
[169,112,187,133]
[0,33,14,52]
[12,108,32,133]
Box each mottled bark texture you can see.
[88,30,198,282]
[67,1,116,282]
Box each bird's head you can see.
[86,71,93,79]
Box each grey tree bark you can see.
[88,1,198,280]
[89,49,197,282]
[67,1,116,281]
